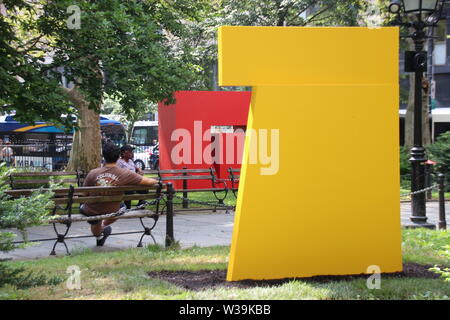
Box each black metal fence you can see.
[0,143,70,171]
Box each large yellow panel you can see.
[218,26,398,86]
[218,27,402,281]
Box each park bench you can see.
[227,167,240,198]
[156,167,231,212]
[8,170,85,189]
[5,183,176,255]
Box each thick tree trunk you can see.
[404,74,432,148]
[64,86,102,173]
[405,73,414,149]
[404,38,431,149]
[422,84,432,147]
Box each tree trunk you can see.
[422,83,431,146]
[64,86,102,173]
[404,73,432,148]
[405,73,414,149]
[404,37,431,149]
[127,120,134,143]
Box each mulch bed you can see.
[147,263,442,291]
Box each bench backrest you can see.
[141,169,159,175]
[228,168,240,196]
[157,168,217,185]
[228,167,240,180]
[9,171,85,189]
[5,184,164,215]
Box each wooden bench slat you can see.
[6,185,162,196]
[160,175,213,181]
[159,169,212,174]
[48,210,157,223]
[11,171,80,177]
[53,193,160,204]
[12,178,79,185]
[141,170,160,174]
[175,188,226,193]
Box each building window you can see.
[433,20,447,66]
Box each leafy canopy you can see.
[1,0,209,127]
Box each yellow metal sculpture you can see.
[218,26,403,281]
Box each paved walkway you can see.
[1,202,448,261]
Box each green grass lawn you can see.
[0,228,449,300]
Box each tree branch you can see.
[304,4,335,25]
[17,35,45,53]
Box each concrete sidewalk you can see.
[0,210,235,261]
[0,202,448,261]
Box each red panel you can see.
[158,91,251,190]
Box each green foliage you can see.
[187,0,390,90]
[400,146,411,176]
[429,245,450,282]
[0,263,63,289]
[0,163,54,252]
[0,0,75,129]
[0,162,59,288]
[216,0,365,27]
[103,94,157,143]
[1,0,210,125]
[427,131,450,190]
[102,94,123,116]
[400,146,412,190]
[38,0,205,112]
[402,228,450,266]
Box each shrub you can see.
[0,166,55,248]
[0,163,56,288]
[400,146,412,190]
[427,131,450,191]
[0,264,63,289]
[429,245,450,283]
[400,146,411,177]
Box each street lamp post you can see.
[389,0,445,228]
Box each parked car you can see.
[133,145,152,170]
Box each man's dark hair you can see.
[102,142,120,163]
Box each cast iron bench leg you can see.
[137,216,158,247]
[50,222,71,256]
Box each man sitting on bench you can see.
[81,142,159,246]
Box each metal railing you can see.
[0,143,70,171]
[401,173,447,230]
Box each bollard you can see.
[437,173,447,230]
[182,166,188,209]
[165,182,175,247]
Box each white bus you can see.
[432,108,450,140]
[130,120,158,146]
